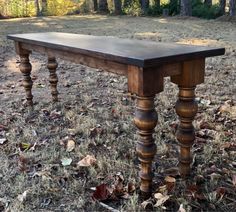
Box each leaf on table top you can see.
[77,155,96,167]
[61,157,72,166]
[66,139,75,152]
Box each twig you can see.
[97,201,119,212]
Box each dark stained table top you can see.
[7,32,225,68]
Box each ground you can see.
[0,15,235,212]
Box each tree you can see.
[93,0,98,11]
[219,0,226,15]
[140,0,149,13]
[98,0,109,13]
[41,0,47,14]
[229,0,236,16]
[114,0,122,14]
[34,0,40,16]
[180,0,192,16]
[204,0,212,7]
[154,0,160,7]
[123,0,132,8]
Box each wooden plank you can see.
[20,42,128,76]
[7,32,225,68]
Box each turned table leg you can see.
[134,96,157,198]
[47,57,58,102]
[171,59,205,177]
[175,87,198,176]
[19,53,33,106]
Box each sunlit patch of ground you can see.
[0,15,235,211]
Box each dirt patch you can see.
[0,15,235,211]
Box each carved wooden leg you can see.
[47,57,58,102]
[134,96,157,198]
[175,87,198,177]
[19,53,33,106]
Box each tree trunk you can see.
[98,0,109,13]
[230,0,236,16]
[141,0,149,13]
[219,0,226,15]
[123,0,132,8]
[180,0,192,16]
[114,0,122,14]
[93,0,98,11]
[34,0,40,16]
[153,0,160,7]
[204,0,212,7]
[41,0,47,15]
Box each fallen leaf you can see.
[92,184,111,201]
[0,138,7,145]
[127,181,136,193]
[219,104,236,118]
[157,185,168,194]
[77,155,96,167]
[66,139,75,152]
[178,204,186,212]
[216,187,226,200]
[18,155,28,172]
[154,193,170,207]
[141,198,153,210]
[61,158,72,166]
[164,176,176,183]
[17,190,29,202]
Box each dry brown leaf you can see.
[141,198,153,210]
[92,184,111,201]
[66,139,75,152]
[127,181,136,193]
[154,193,170,207]
[219,104,236,118]
[164,176,176,183]
[157,185,168,194]
[77,155,96,167]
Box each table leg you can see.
[134,96,157,198]
[47,57,58,102]
[175,86,198,176]
[19,53,33,106]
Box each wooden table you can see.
[7,32,225,198]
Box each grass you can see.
[0,15,236,211]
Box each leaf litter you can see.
[0,15,236,211]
